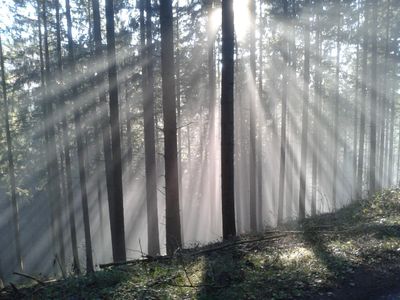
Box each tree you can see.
[54,0,80,274]
[159,0,182,254]
[65,0,94,273]
[41,0,66,272]
[105,0,127,262]
[369,0,378,195]
[91,0,116,261]
[140,0,160,256]
[0,35,23,272]
[311,9,321,216]
[277,0,289,225]
[356,0,370,199]
[332,0,341,209]
[249,0,257,232]
[298,0,311,220]
[221,0,236,238]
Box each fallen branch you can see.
[13,272,45,285]
[99,255,172,269]
[191,234,287,256]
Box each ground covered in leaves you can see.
[2,190,400,299]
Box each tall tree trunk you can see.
[159,0,182,253]
[311,10,321,216]
[298,0,310,220]
[369,0,378,195]
[257,0,264,229]
[277,0,289,225]
[352,0,361,200]
[249,0,257,232]
[91,0,116,261]
[382,0,392,186]
[221,0,236,238]
[41,0,66,273]
[105,0,127,262]
[207,0,217,232]
[65,0,94,273]
[0,36,23,272]
[54,0,80,274]
[332,1,341,209]
[356,0,370,199]
[140,0,160,256]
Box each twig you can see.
[13,272,45,285]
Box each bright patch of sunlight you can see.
[234,0,251,41]
[210,7,222,33]
[280,247,315,264]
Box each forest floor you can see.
[2,190,400,299]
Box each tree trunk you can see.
[369,0,378,195]
[298,0,310,220]
[105,0,127,263]
[159,0,182,254]
[41,0,66,273]
[277,0,289,225]
[352,0,361,200]
[311,10,321,216]
[249,0,257,232]
[54,0,80,274]
[0,36,23,272]
[139,0,160,256]
[221,0,236,238]
[356,0,370,199]
[332,1,341,209]
[65,0,94,273]
[91,0,116,261]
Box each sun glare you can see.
[210,0,250,41]
[234,0,250,41]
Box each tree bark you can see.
[54,0,80,274]
[368,0,378,195]
[298,0,310,220]
[277,0,289,225]
[65,0,94,273]
[0,35,23,272]
[221,0,236,238]
[159,0,182,254]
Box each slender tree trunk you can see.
[352,0,361,200]
[298,0,310,220]
[257,0,264,230]
[382,0,392,186]
[277,0,289,225]
[42,0,66,273]
[249,0,257,232]
[159,0,182,253]
[104,0,127,262]
[91,0,116,261]
[369,0,378,195]
[207,0,217,231]
[54,0,80,274]
[332,1,341,209]
[65,0,94,273]
[221,0,236,238]
[139,0,160,256]
[311,11,321,216]
[357,0,370,199]
[0,36,23,272]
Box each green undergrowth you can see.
[2,189,400,299]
